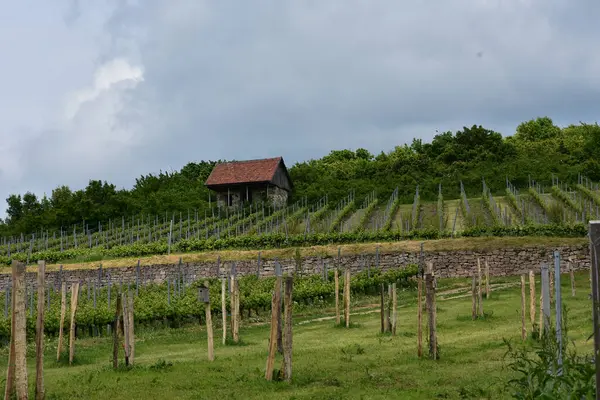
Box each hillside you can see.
[0,117,599,266]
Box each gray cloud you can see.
[0,0,599,217]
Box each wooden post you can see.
[417,277,423,358]
[282,276,293,382]
[344,269,350,328]
[569,264,576,297]
[57,282,66,361]
[127,292,135,365]
[529,270,536,327]
[471,276,477,320]
[229,274,235,335]
[233,279,240,344]
[204,281,214,361]
[221,277,227,345]
[391,283,397,336]
[36,261,45,400]
[68,282,80,365]
[122,293,130,366]
[334,269,340,325]
[520,275,527,341]
[425,273,437,360]
[549,268,554,304]
[485,260,491,299]
[265,277,282,381]
[4,261,27,400]
[477,258,484,317]
[112,293,122,369]
[380,283,385,333]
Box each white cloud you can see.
[0,0,600,219]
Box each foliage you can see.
[0,265,418,342]
[550,186,583,214]
[2,118,600,239]
[355,199,379,233]
[503,307,596,399]
[505,188,524,222]
[329,200,356,233]
[576,184,600,207]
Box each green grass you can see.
[1,272,593,399]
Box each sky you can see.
[1,0,599,218]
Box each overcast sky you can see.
[1,0,599,218]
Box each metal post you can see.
[554,250,563,373]
[589,220,600,399]
[541,263,551,334]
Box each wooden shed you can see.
[204,157,293,208]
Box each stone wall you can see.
[0,243,589,290]
[267,185,288,208]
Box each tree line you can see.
[1,117,599,236]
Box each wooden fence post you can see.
[471,276,477,320]
[57,282,66,362]
[529,270,536,328]
[391,283,397,336]
[127,292,135,365]
[112,292,122,369]
[4,261,27,400]
[335,269,340,325]
[477,258,484,317]
[204,281,214,361]
[425,273,438,360]
[344,269,350,328]
[36,261,46,400]
[265,276,282,381]
[282,276,293,382]
[122,293,130,366]
[569,263,576,297]
[417,276,423,358]
[485,260,491,299]
[69,282,80,365]
[520,275,527,341]
[380,283,385,333]
[221,277,227,345]
[233,279,240,344]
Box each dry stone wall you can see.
[0,243,590,290]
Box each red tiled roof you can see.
[205,157,284,187]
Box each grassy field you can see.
[0,272,593,399]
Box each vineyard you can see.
[0,175,598,266]
[0,264,418,343]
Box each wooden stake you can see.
[334,269,340,325]
[391,283,397,336]
[127,292,135,365]
[485,260,491,299]
[265,277,282,381]
[344,269,350,328]
[35,261,45,400]
[529,270,536,327]
[539,280,544,333]
[122,293,130,366]
[68,282,80,365]
[521,275,527,341]
[425,273,437,360]
[4,261,26,400]
[477,258,484,317]
[233,279,240,344]
[229,275,235,335]
[471,276,477,320]
[221,277,227,345]
[112,293,122,369]
[549,270,554,304]
[282,276,293,382]
[204,281,214,361]
[276,275,283,354]
[380,283,385,333]
[417,277,423,358]
[57,282,66,362]
[569,264,576,297]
